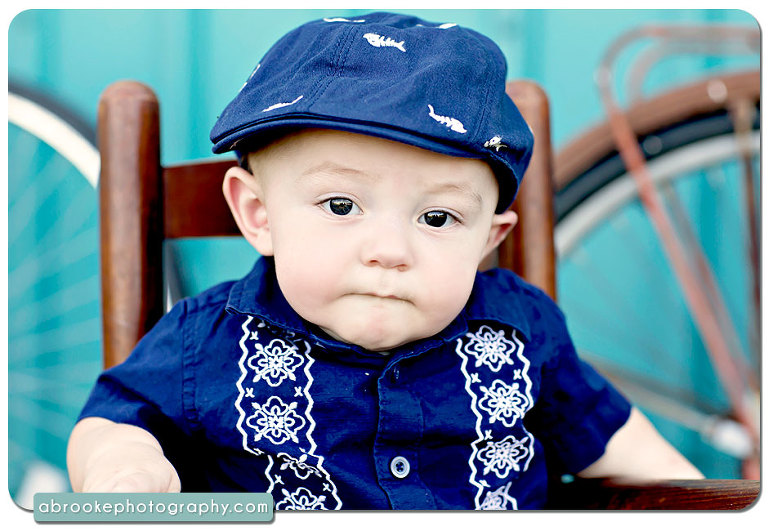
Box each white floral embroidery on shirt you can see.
[278,453,322,480]
[275,487,328,510]
[477,435,531,478]
[427,104,467,134]
[246,396,306,445]
[455,325,531,508]
[477,380,530,427]
[363,32,406,52]
[478,482,517,510]
[461,325,517,372]
[235,316,342,508]
[247,338,305,387]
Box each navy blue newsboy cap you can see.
[210,12,534,211]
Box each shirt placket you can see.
[373,358,436,509]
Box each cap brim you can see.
[214,115,518,213]
[213,115,479,158]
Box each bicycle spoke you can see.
[8,226,98,302]
[9,275,99,336]
[7,399,76,444]
[9,372,100,408]
[10,317,102,355]
[561,198,721,379]
[660,173,755,392]
[7,145,70,249]
[730,100,760,316]
[8,84,104,501]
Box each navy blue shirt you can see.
[80,257,631,509]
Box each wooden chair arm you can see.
[546,478,759,510]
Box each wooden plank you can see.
[163,159,238,239]
[547,478,760,510]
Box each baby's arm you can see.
[67,417,181,492]
[577,407,704,480]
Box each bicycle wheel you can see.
[7,82,102,505]
[553,71,760,479]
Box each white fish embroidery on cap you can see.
[323,17,365,23]
[415,22,457,29]
[427,104,467,134]
[262,95,304,113]
[363,33,406,52]
[240,63,261,91]
[484,135,508,151]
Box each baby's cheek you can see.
[424,267,475,315]
[273,257,332,315]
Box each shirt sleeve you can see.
[526,301,632,475]
[78,299,195,440]
[77,297,224,491]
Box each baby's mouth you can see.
[356,292,409,303]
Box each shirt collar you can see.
[226,257,307,336]
[464,268,532,341]
[225,258,531,355]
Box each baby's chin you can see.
[318,325,411,353]
[303,296,456,352]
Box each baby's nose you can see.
[360,217,413,270]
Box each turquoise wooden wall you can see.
[7,9,759,504]
[10,9,756,161]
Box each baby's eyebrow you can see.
[299,161,378,182]
[426,182,485,209]
[299,161,485,208]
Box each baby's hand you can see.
[68,417,181,493]
[80,443,181,493]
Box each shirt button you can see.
[390,456,410,479]
[390,366,400,383]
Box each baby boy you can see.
[68,12,701,509]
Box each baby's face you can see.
[251,129,505,352]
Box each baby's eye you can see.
[321,197,361,216]
[419,210,457,228]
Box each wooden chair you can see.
[97,80,758,510]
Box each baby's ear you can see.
[481,209,518,260]
[222,166,274,256]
